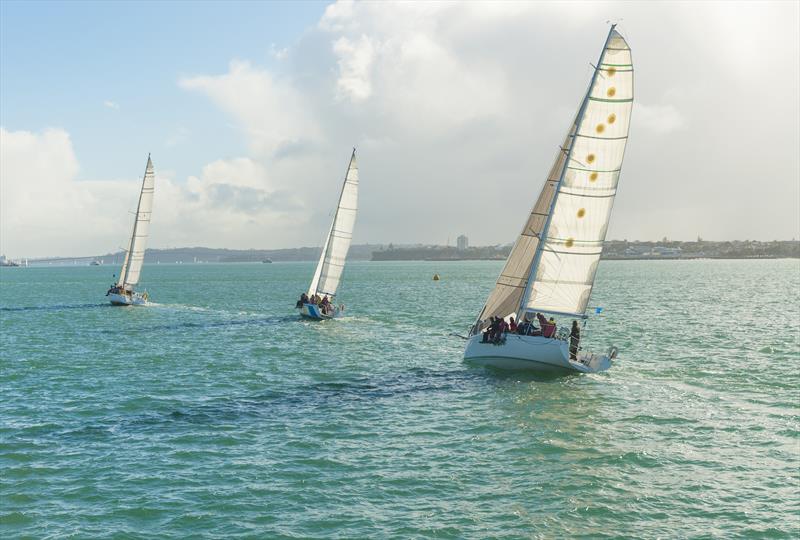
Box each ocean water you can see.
[1,259,798,539]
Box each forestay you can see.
[118,156,156,288]
[308,150,359,298]
[474,26,632,330]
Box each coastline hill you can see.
[16,240,800,266]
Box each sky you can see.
[1,0,798,258]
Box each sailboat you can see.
[463,26,632,373]
[107,155,156,306]
[298,149,359,319]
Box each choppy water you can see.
[1,259,799,538]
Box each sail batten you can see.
[472,26,632,332]
[117,156,155,288]
[308,150,359,298]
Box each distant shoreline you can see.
[7,240,798,265]
[6,257,800,269]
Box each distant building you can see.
[457,235,469,251]
[652,246,682,257]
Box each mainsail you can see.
[118,155,156,288]
[474,26,632,330]
[308,149,359,297]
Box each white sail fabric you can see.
[118,156,155,288]
[308,150,359,297]
[525,28,633,316]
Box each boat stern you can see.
[299,302,337,320]
[107,291,148,306]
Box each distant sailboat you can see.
[107,155,155,306]
[297,149,359,319]
[464,26,633,373]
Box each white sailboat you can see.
[107,155,156,306]
[298,149,359,319]
[464,26,633,373]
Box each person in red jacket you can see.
[536,313,556,338]
[535,313,547,336]
[544,317,557,338]
[494,318,508,343]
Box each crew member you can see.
[569,320,581,360]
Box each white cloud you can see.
[333,35,375,102]
[103,100,119,110]
[269,43,289,61]
[179,60,319,158]
[0,128,308,257]
[1,128,129,257]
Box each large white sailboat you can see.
[107,155,156,306]
[297,149,359,320]
[464,26,633,373]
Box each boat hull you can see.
[463,333,611,374]
[299,302,339,320]
[108,292,148,306]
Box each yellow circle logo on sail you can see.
[577,208,586,218]
[589,172,598,182]
[587,153,596,164]
[607,87,616,97]
[596,124,605,134]
[608,113,616,124]
[565,238,575,248]
[607,67,616,76]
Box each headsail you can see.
[308,149,359,297]
[118,155,156,288]
[474,119,578,328]
[474,26,632,330]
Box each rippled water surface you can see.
[2,260,799,538]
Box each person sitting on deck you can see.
[569,320,581,360]
[320,295,331,314]
[492,318,508,344]
[543,317,557,338]
[517,315,530,335]
[482,317,498,343]
[535,313,548,336]
[296,293,309,309]
[508,316,518,333]
[481,317,492,342]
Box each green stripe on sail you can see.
[589,96,634,103]
[573,133,629,141]
[567,166,621,173]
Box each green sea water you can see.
[1,259,799,539]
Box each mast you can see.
[517,25,618,317]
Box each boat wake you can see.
[0,303,110,312]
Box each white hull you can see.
[108,292,148,306]
[299,302,339,320]
[463,333,612,374]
